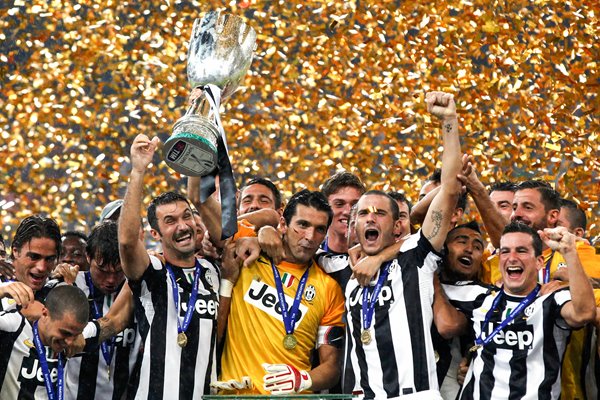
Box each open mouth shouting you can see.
[364,228,380,245]
[173,230,194,246]
[505,265,524,280]
[457,255,473,268]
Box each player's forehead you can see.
[290,204,329,226]
[241,183,274,199]
[513,188,542,205]
[447,227,482,242]
[500,231,534,249]
[490,190,514,202]
[156,200,192,218]
[358,193,391,208]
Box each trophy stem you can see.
[184,91,212,118]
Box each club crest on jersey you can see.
[524,304,535,317]
[281,272,296,288]
[388,259,399,274]
[304,284,316,302]
[244,280,308,326]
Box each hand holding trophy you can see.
[165,11,256,239]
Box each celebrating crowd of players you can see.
[0,92,598,399]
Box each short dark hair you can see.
[560,198,587,231]
[363,190,400,221]
[501,222,543,257]
[321,171,366,199]
[45,285,89,325]
[448,220,482,237]
[489,181,517,194]
[86,221,120,268]
[387,191,412,213]
[283,189,333,228]
[11,216,62,258]
[62,231,88,242]
[239,177,283,209]
[427,168,442,184]
[147,192,191,233]
[516,180,561,212]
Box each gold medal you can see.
[361,329,372,345]
[283,334,297,350]
[434,351,440,363]
[177,332,188,348]
[469,344,482,353]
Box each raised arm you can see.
[421,92,463,252]
[544,227,596,328]
[187,176,225,248]
[119,134,157,280]
[457,155,506,248]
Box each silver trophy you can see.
[164,11,256,176]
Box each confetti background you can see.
[1,0,598,245]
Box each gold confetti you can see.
[0,0,597,246]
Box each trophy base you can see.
[165,116,219,177]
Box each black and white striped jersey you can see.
[315,249,352,292]
[435,280,495,399]
[0,309,62,399]
[458,286,572,400]
[343,231,443,399]
[65,272,140,400]
[127,256,220,400]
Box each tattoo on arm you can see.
[445,123,453,134]
[98,317,118,343]
[426,210,443,241]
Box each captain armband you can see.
[316,325,345,349]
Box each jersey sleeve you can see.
[319,278,345,328]
[399,230,442,273]
[553,288,573,330]
[233,219,258,241]
[128,255,165,295]
[0,309,25,332]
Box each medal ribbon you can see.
[270,259,310,336]
[361,261,392,332]
[85,272,115,368]
[198,84,238,240]
[542,250,555,284]
[166,260,202,337]
[473,285,540,349]
[32,321,64,400]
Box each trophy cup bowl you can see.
[164,11,256,177]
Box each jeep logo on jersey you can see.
[19,356,57,384]
[114,327,137,347]
[484,323,534,350]
[348,285,394,308]
[244,280,308,326]
[180,292,218,319]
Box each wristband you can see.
[219,279,234,297]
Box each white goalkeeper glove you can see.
[262,363,312,395]
[210,376,252,391]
